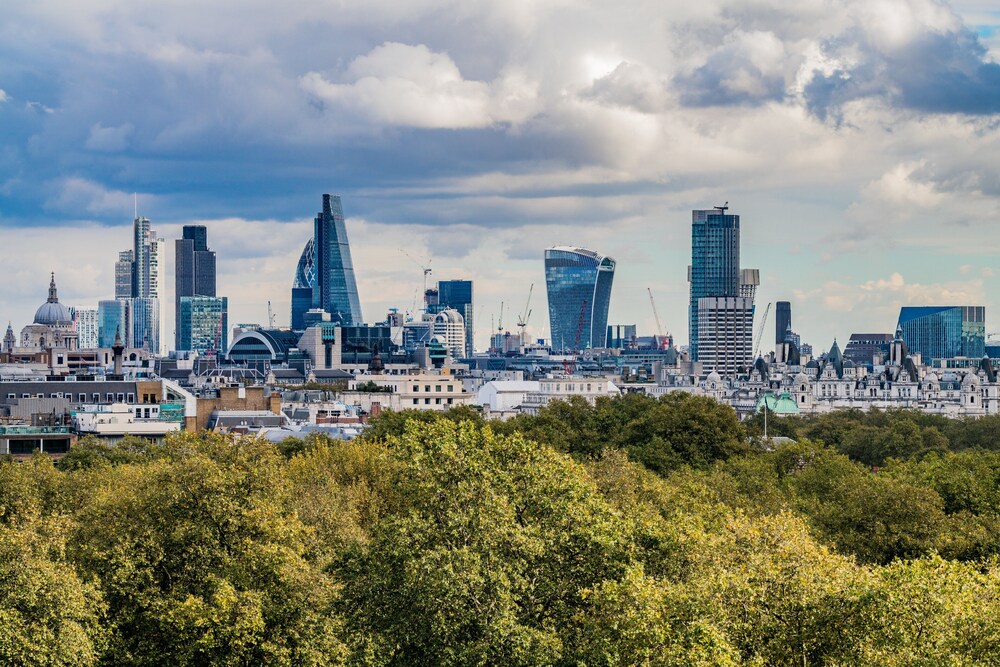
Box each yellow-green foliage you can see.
[0,415,999,665]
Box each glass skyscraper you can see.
[437,279,474,355]
[897,306,985,362]
[313,194,363,325]
[544,246,615,352]
[688,208,740,361]
[775,301,792,345]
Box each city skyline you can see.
[2,1,999,351]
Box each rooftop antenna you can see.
[714,201,729,213]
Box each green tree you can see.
[69,431,347,666]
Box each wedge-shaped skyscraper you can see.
[544,246,615,352]
[312,194,364,325]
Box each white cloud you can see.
[0,89,9,104]
[300,42,540,129]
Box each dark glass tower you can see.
[775,301,792,345]
[175,225,218,351]
[312,194,363,325]
[688,208,740,360]
[437,280,474,355]
[544,246,615,352]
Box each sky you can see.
[1,0,999,353]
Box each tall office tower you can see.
[544,246,616,352]
[688,207,741,363]
[118,215,162,354]
[897,306,985,362]
[775,301,792,345]
[437,280,474,355]
[115,251,134,299]
[312,194,363,325]
[74,308,100,349]
[178,296,228,354]
[291,238,316,331]
[175,225,219,351]
[697,297,754,375]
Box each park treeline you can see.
[3,394,1000,665]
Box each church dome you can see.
[33,274,73,325]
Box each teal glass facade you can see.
[97,300,127,348]
[178,296,228,354]
[897,306,985,362]
[544,247,615,352]
[689,209,740,361]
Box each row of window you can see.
[411,397,455,405]
[411,383,455,392]
[7,392,137,403]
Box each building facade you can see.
[312,194,363,325]
[696,296,754,375]
[75,308,99,349]
[544,246,615,352]
[178,296,228,355]
[897,306,985,363]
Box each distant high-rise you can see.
[688,208,740,361]
[897,306,985,362]
[544,246,616,352]
[775,301,792,345]
[437,280,474,355]
[117,216,162,354]
[175,225,219,351]
[312,194,363,325]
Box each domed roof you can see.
[843,359,855,369]
[33,274,73,326]
[706,370,722,382]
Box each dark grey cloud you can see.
[806,29,1000,118]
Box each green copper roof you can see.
[756,391,800,414]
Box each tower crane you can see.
[398,249,433,294]
[647,288,669,350]
[517,283,534,344]
[752,301,772,359]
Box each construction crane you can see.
[752,301,772,359]
[517,283,534,344]
[647,288,669,350]
[267,301,275,328]
[398,248,433,294]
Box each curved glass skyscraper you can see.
[290,238,316,331]
[544,246,615,352]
